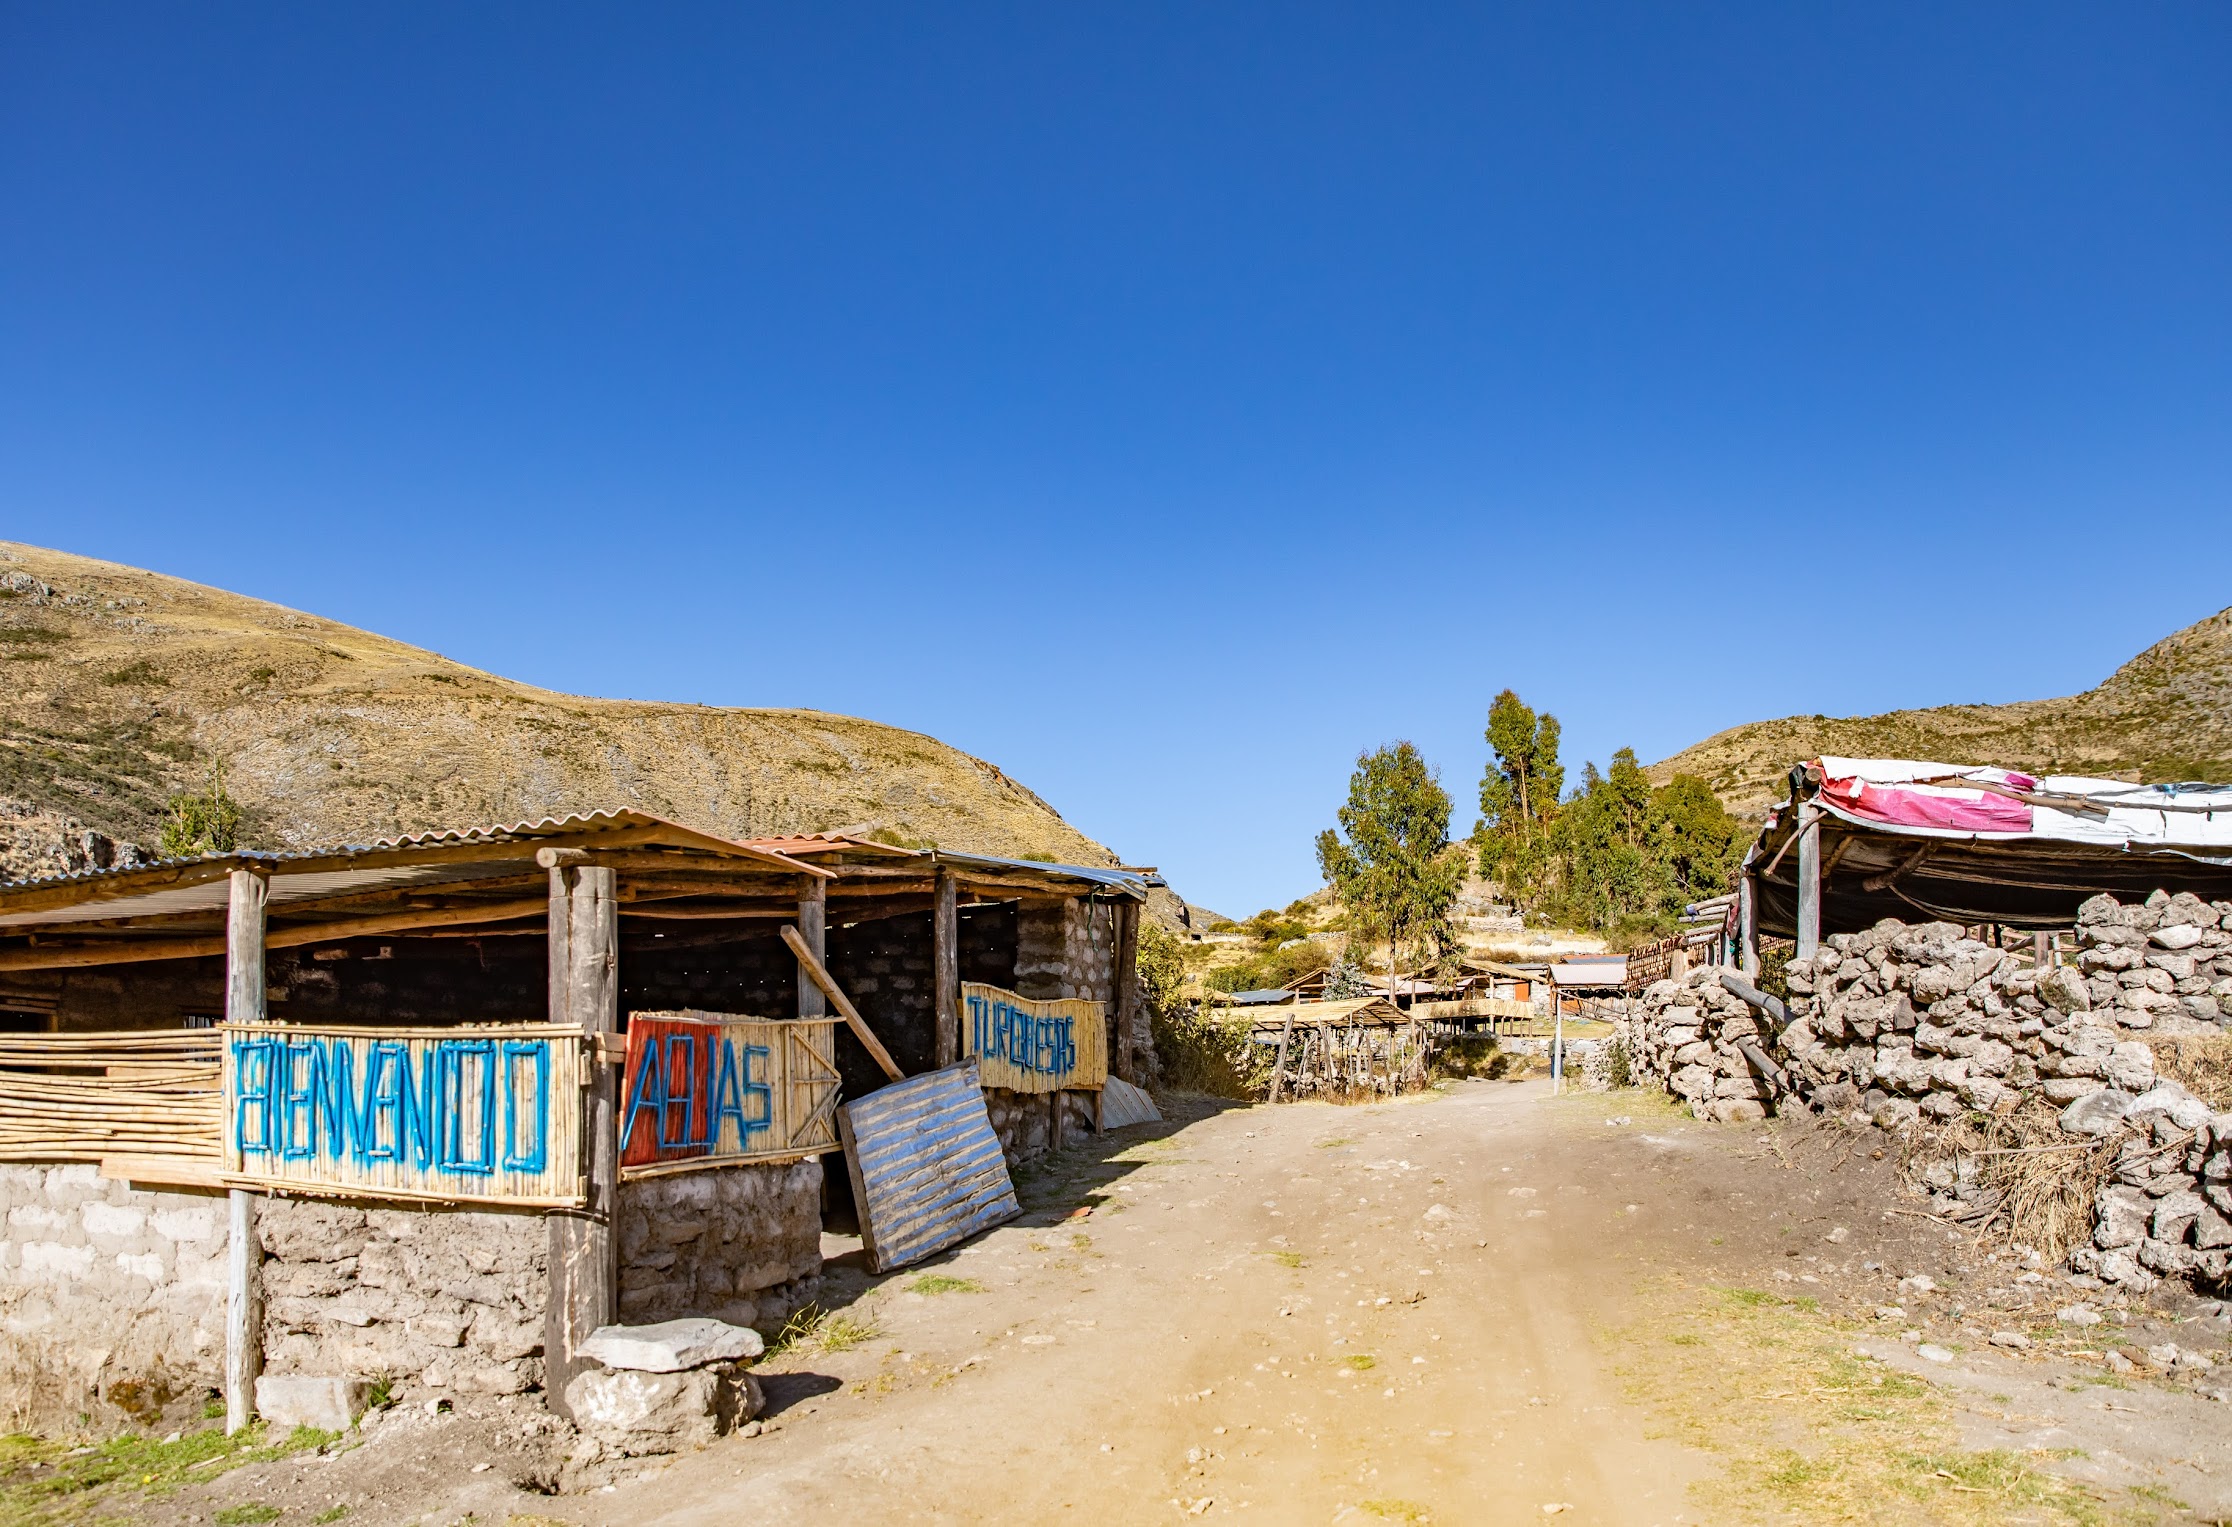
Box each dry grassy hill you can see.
[1650,604,2232,813]
[0,542,1123,872]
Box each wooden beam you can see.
[1795,814,1822,961]
[536,844,832,880]
[796,881,826,1021]
[1738,872,1760,980]
[1112,899,1140,1084]
[0,897,553,972]
[781,924,904,1083]
[223,868,266,1435]
[543,864,619,1422]
[933,870,959,1068]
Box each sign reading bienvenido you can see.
[224,1023,587,1206]
[959,983,1108,1093]
[618,1012,841,1179]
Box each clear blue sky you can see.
[4,6,2228,917]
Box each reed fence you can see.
[0,1030,223,1163]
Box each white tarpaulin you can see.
[1814,757,2232,852]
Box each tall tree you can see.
[1653,773,1749,904]
[1476,690,1565,907]
[1316,742,1464,992]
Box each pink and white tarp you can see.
[1812,757,2232,849]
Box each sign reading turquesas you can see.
[959,983,1107,1093]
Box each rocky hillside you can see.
[0,542,1123,873]
[1651,605,2232,813]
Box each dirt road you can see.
[140,1076,2232,1526]
[598,1080,1714,1525]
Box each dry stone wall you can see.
[260,1199,547,1399]
[1612,890,2232,1294]
[0,1167,227,1428]
[615,1160,823,1333]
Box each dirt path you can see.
[125,1077,2232,1526]
[590,1079,1712,1525]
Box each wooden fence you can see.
[0,1030,223,1164]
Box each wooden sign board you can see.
[224,1023,585,1207]
[959,983,1107,1094]
[837,1060,1018,1273]
[620,1013,841,1181]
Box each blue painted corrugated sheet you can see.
[838,1060,1019,1273]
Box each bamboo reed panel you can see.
[0,1029,222,1162]
[617,1013,840,1180]
[221,1022,587,1207]
[958,983,1108,1094]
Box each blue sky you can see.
[3,5,2228,917]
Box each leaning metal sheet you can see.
[837,1060,1019,1273]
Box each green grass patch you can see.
[1316,1137,1357,1149]
[0,1422,334,1526]
[767,1304,880,1360]
[1607,1277,2156,1525]
[907,1275,983,1296]
[214,1506,281,1526]
[1265,1251,1306,1270]
[1342,1354,1377,1371]
[1358,1501,1429,1523]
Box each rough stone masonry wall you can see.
[615,1160,823,1333]
[260,1198,547,1399]
[1612,890,2232,1294]
[0,1166,227,1428]
[996,898,1118,1167]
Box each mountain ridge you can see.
[0,541,1120,873]
[1649,604,2232,813]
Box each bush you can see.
[157,765,245,859]
[1430,1034,1508,1080]
[1606,1036,1633,1089]
[1150,1002,1271,1099]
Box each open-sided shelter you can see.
[1737,758,2232,968]
[0,811,1148,1432]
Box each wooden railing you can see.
[0,1030,222,1163]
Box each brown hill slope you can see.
[0,542,1120,867]
[1650,604,2232,814]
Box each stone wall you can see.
[0,1166,227,1428]
[1612,891,2232,1295]
[615,1160,823,1333]
[259,1198,547,1399]
[982,1089,1097,1167]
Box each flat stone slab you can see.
[255,1375,368,1432]
[580,1317,764,1373]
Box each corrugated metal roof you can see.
[0,810,822,926]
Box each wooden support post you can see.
[1267,1015,1296,1103]
[224,868,267,1434]
[1112,899,1140,1084]
[2033,930,2050,969]
[542,862,619,1420]
[1739,873,1760,980]
[932,871,959,1068]
[1795,813,1822,961]
[797,879,827,1020]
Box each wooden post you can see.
[1112,899,1140,1084]
[223,867,267,1434]
[797,879,827,1020]
[1268,1015,1296,1103]
[1795,814,1822,961]
[2033,930,2050,969]
[1739,873,1760,980]
[932,871,959,1068]
[542,860,619,1419]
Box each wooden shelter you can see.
[0,811,1148,1427]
